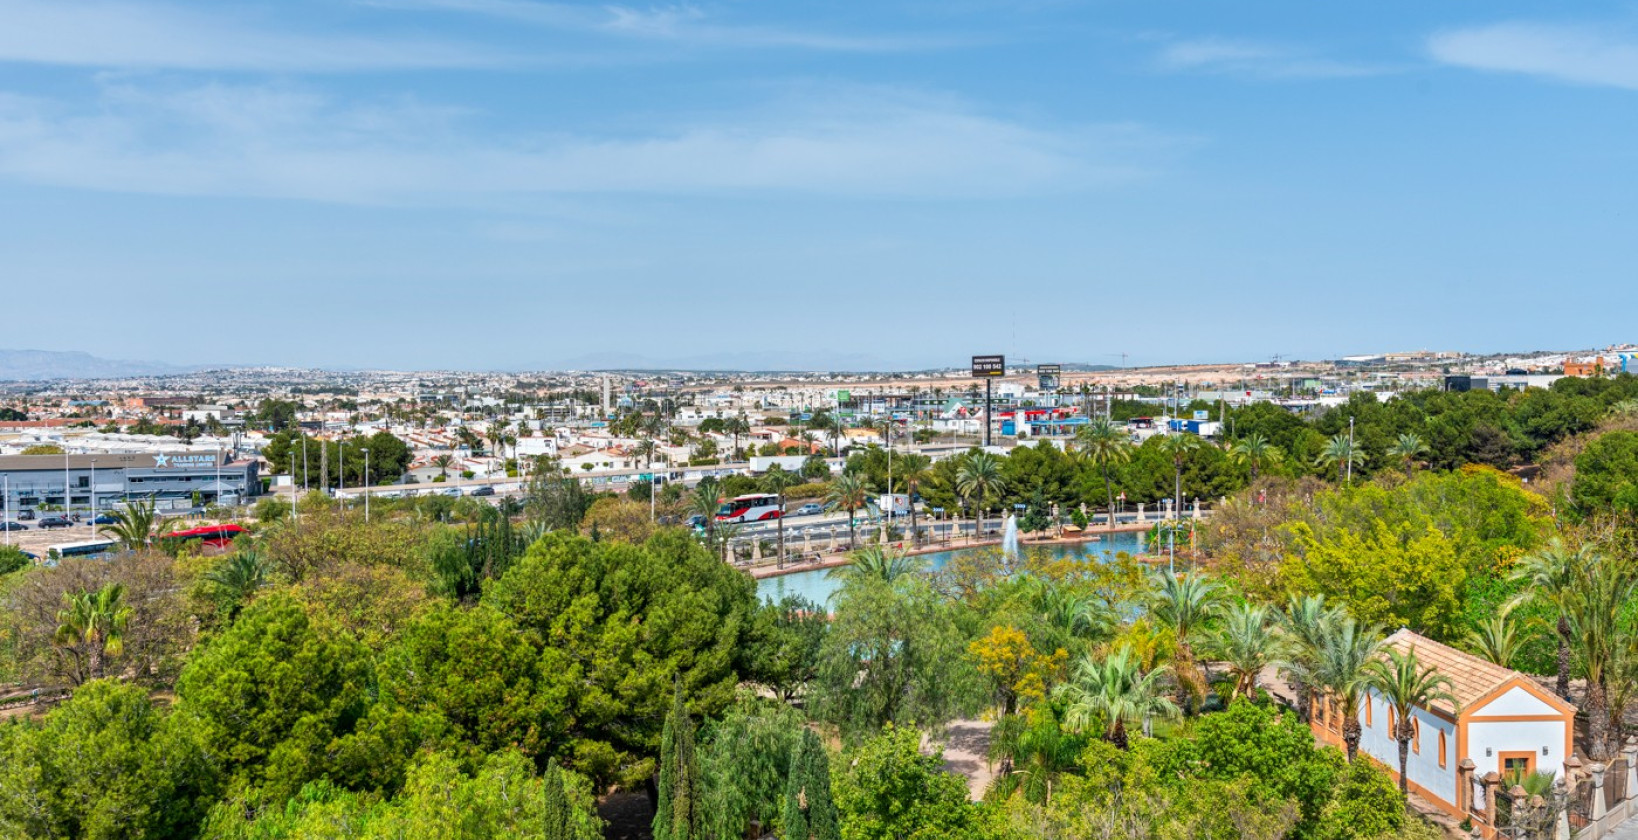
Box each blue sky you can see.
[2,0,1636,371]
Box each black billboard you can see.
[972,355,1005,378]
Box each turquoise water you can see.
[755,532,1145,605]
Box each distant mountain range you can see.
[0,349,194,382]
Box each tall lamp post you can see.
[89,459,96,527]
[362,448,370,523]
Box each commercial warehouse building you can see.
[0,452,259,520]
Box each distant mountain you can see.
[0,349,193,381]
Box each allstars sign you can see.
[153,453,219,469]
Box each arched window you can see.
[1438,730,1447,768]
[1365,697,1372,727]
[1387,707,1396,738]
[1412,718,1421,754]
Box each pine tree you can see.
[542,760,574,840]
[783,729,838,840]
[654,684,700,840]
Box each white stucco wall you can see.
[1467,719,1567,780]
[1476,685,1557,717]
[1358,691,1459,807]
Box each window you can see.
[1365,698,1372,727]
[1412,718,1421,754]
[1438,731,1447,768]
[1387,707,1396,738]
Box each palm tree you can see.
[823,472,874,550]
[826,546,925,585]
[1056,645,1179,749]
[1387,433,1429,480]
[1465,603,1531,668]
[1509,537,1595,699]
[725,414,751,461]
[688,478,721,551]
[1309,617,1385,762]
[1213,602,1287,700]
[1157,434,1201,518]
[1316,433,1364,484]
[1563,552,1638,759]
[1073,418,1131,530]
[955,451,1006,535]
[1002,708,1083,806]
[809,411,843,457]
[1280,594,1342,723]
[761,465,803,565]
[431,454,455,481]
[893,453,933,547]
[486,421,509,460]
[1147,568,1223,710]
[97,497,170,550]
[53,583,132,682]
[1228,433,1283,483]
[205,548,271,620]
[1365,646,1457,795]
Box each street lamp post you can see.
[90,459,96,527]
[362,448,370,523]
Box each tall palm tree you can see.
[1509,537,1595,699]
[725,414,751,461]
[893,453,932,547]
[823,472,874,550]
[809,411,843,457]
[1147,569,1223,709]
[1213,602,1287,700]
[1073,418,1131,530]
[1280,594,1342,723]
[97,497,170,550]
[1564,552,1638,759]
[1157,434,1201,518]
[53,583,132,682]
[205,548,271,620]
[1316,434,1364,484]
[955,451,1006,535]
[761,465,803,565]
[1308,617,1385,762]
[1465,603,1531,668]
[1003,708,1083,806]
[1386,433,1429,480]
[1228,433,1283,483]
[1366,646,1457,795]
[826,546,925,585]
[688,478,721,551]
[1056,645,1179,749]
[431,454,455,481]
[486,421,509,460]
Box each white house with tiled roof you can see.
[1313,629,1576,824]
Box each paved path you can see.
[937,719,996,801]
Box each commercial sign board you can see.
[971,355,1006,378]
[1037,363,1061,390]
[152,453,220,469]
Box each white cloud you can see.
[0,0,505,71]
[0,81,1174,204]
[1428,22,1638,90]
[373,0,962,52]
[1156,37,1384,79]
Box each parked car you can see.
[686,514,707,531]
[0,521,26,532]
[91,514,118,525]
[37,516,73,529]
[469,486,495,497]
[792,503,824,516]
[17,510,34,521]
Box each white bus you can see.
[47,538,117,560]
[715,493,784,524]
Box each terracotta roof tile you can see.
[1383,629,1529,716]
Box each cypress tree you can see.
[783,729,838,840]
[654,684,699,840]
[542,760,574,840]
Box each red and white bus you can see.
[715,493,784,523]
[163,523,249,552]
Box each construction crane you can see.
[1105,353,1128,368]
